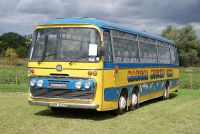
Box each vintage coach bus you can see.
[28,17,179,114]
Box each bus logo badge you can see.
[56,65,62,71]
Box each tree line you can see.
[0,32,30,58]
[0,25,199,66]
[161,24,200,66]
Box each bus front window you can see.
[31,28,100,62]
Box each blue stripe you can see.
[104,79,179,101]
[104,88,120,101]
[104,62,179,69]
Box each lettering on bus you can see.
[166,69,173,77]
[127,69,148,82]
[150,69,165,79]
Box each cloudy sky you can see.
[0,0,199,37]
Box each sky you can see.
[0,0,199,37]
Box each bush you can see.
[16,47,29,58]
[4,48,19,66]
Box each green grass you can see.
[0,66,27,92]
[180,67,200,89]
[0,89,199,134]
[0,84,27,92]
[0,66,27,84]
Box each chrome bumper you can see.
[28,100,99,109]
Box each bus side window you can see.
[139,42,157,63]
[175,47,179,64]
[170,45,176,64]
[113,32,139,63]
[157,45,171,64]
[103,32,113,62]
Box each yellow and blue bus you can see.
[28,17,179,114]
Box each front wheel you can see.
[113,93,127,115]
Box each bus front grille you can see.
[30,88,94,100]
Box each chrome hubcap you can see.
[119,96,126,110]
[131,94,138,106]
[164,87,170,98]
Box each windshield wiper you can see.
[39,53,57,63]
[69,55,89,61]
[44,53,57,58]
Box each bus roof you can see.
[39,17,175,45]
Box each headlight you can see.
[75,81,82,89]
[37,80,43,88]
[84,82,91,89]
[30,80,35,86]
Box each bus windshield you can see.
[31,28,100,62]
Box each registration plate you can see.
[49,83,67,88]
[50,102,69,107]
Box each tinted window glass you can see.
[157,45,171,64]
[104,32,113,62]
[175,47,179,64]
[113,37,139,63]
[170,45,176,64]
[139,42,157,63]
[31,28,100,62]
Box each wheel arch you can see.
[132,85,140,94]
[119,87,128,99]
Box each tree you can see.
[161,25,200,66]
[0,32,28,58]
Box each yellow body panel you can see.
[28,61,104,111]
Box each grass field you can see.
[0,89,200,134]
[0,66,27,92]
[0,66,199,133]
[180,67,200,89]
[0,66,27,84]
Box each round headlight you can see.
[37,80,43,88]
[75,81,82,89]
[30,80,35,87]
[84,82,91,89]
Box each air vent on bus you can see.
[49,73,69,76]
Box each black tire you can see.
[129,91,139,111]
[163,84,170,100]
[114,92,128,115]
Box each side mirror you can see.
[98,46,105,56]
[88,44,105,57]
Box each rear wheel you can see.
[129,92,138,111]
[163,84,170,100]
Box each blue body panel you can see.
[38,17,175,45]
[104,62,179,69]
[30,78,95,91]
[104,78,179,101]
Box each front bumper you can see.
[28,100,99,109]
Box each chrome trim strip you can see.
[29,100,99,109]
[29,93,92,102]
